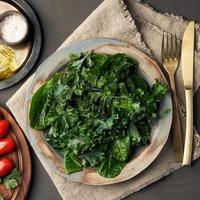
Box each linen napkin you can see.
[6,0,200,199]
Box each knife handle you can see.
[170,77,183,163]
[183,89,193,166]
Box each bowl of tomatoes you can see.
[0,107,31,200]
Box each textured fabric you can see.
[6,0,200,199]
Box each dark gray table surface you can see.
[0,0,200,199]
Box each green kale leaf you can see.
[96,153,125,178]
[128,123,142,146]
[151,80,168,102]
[111,135,130,162]
[64,152,82,174]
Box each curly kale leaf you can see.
[151,80,168,102]
[96,153,125,178]
[111,135,130,162]
[64,152,82,174]
[79,145,108,167]
[128,123,142,146]
[29,73,62,129]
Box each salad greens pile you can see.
[29,52,168,178]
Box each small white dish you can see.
[0,10,29,46]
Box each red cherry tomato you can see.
[0,157,13,177]
[0,120,9,138]
[0,138,16,155]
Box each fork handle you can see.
[170,77,183,163]
[183,89,193,166]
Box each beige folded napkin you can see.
[6,0,200,199]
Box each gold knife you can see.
[181,21,195,166]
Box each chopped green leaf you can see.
[79,145,107,167]
[29,73,63,130]
[96,153,125,178]
[151,80,168,102]
[111,135,130,162]
[128,123,142,146]
[64,152,82,174]
[2,168,20,189]
[161,108,172,118]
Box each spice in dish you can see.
[0,12,28,45]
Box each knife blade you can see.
[181,21,195,89]
[181,21,195,165]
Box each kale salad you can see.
[29,52,168,178]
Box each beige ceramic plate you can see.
[26,39,172,185]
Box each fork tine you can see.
[166,33,169,59]
[166,33,171,60]
[168,33,173,59]
[161,33,165,61]
[169,33,173,59]
[172,34,175,59]
[162,32,168,60]
[175,35,181,59]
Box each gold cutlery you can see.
[162,33,183,163]
[181,21,195,166]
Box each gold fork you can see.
[162,33,183,163]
